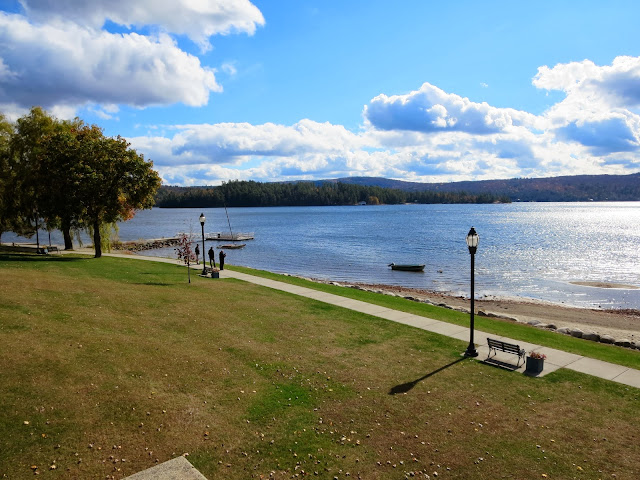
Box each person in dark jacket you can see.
[195,244,200,265]
[208,246,216,268]
[219,250,226,270]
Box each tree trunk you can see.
[93,220,102,258]
[62,218,73,250]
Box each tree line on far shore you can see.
[155,181,511,208]
[0,108,161,256]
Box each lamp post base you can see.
[464,345,478,357]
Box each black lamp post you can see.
[199,213,206,275]
[464,227,479,357]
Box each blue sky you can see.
[1,0,640,185]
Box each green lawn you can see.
[228,265,640,370]
[1,252,639,479]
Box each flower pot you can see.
[526,356,544,374]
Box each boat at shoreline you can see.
[388,263,425,272]
[218,243,246,249]
[205,232,254,241]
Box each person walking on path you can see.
[195,244,200,265]
[219,250,226,270]
[208,246,216,268]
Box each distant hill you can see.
[324,173,640,201]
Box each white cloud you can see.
[533,56,640,108]
[364,82,539,134]
[166,120,365,163]
[18,0,265,52]
[221,62,238,76]
[0,13,220,110]
[534,56,640,154]
[132,110,637,186]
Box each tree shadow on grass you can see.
[0,253,86,263]
[389,357,466,395]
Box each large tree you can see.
[5,107,60,245]
[71,125,161,257]
[37,119,89,249]
[1,109,161,255]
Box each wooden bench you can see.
[47,246,59,254]
[486,338,526,367]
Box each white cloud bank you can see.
[0,13,219,110]
[0,0,264,116]
[364,82,539,134]
[131,57,640,185]
[533,56,640,155]
[18,0,265,51]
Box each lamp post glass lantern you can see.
[464,227,479,357]
[199,213,206,274]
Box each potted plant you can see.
[526,351,546,373]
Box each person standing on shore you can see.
[208,246,216,268]
[195,244,200,265]
[219,250,226,270]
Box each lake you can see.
[5,202,640,310]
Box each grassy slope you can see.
[228,265,640,370]
[0,253,638,479]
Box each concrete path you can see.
[123,456,207,480]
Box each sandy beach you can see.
[333,280,640,343]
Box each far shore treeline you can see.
[154,181,511,208]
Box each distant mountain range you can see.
[322,173,640,202]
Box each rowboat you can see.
[388,263,425,272]
[218,244,246,249]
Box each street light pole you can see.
[464,227,479,357]
[199,213,206,275]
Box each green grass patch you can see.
[1,251,639,479]
[228,264,640,370]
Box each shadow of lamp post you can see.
[464,227,479,357]
[199,213,206,275]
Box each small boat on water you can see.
[206,232,254,241]
[214,202,249,249]
[218,243,246,249]
[389,263,425,272]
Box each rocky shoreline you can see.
[112,238,181,252]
